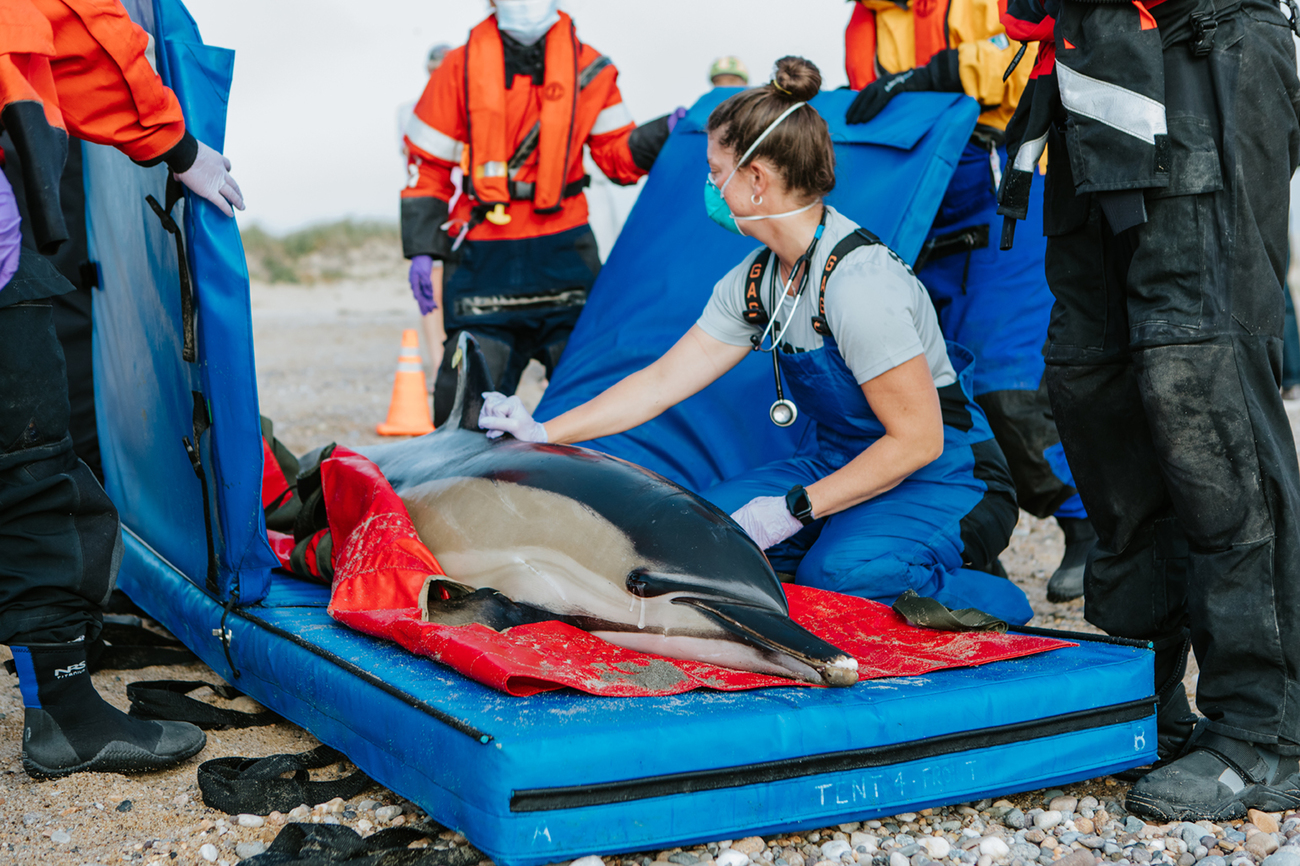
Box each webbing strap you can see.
[248,823,482,866]
[742,249,774,326]
[813,228,883,335]
[127,679,277,729]
[144,177,197,363]
[198,746,372,816]
[183,391,219,593]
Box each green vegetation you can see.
[241,219,401,283]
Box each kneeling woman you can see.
[480,57,1030,623]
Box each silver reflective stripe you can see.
[405,115,464,162]
[590,101,633,136]
[1013,130,1049,173]
[1057,62,1167,144]
[482,160,507,177]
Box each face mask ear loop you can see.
[719,101,807,198]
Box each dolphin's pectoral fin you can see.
[441,332,495,433]
[673,598,859,687]
[420,582,578,631]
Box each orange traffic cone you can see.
[376,329,435,436]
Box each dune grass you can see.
[242,220,401,283]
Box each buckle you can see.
[1190,12,1217,57]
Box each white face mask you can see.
[494,0,561,45]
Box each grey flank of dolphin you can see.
[356,332,859,688]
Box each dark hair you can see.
[705,56,835,200]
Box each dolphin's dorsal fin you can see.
[442,331,495,432]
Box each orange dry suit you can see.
[2,0,196,256]
[400,11,672,332]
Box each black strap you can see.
[913,224,990,272]
[127,679,277,728]
[812,228,886,336]
[247,822,482,866]
[145,177,198,363]
[183,391,219,593]
[198,746,372,816]
[91,619,197,670]
[742,248,774,326]
[505,174,590,202]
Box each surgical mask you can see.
[704,101,814,235]
[494,0,560,45]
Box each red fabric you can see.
[261,438,291,511]
[315,447,1073,697]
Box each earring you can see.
[751,193,763,205]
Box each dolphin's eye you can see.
[626,569,651,598]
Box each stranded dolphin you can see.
[357,333,858,687]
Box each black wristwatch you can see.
[785,484,815,525]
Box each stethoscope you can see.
[750,212,826,427]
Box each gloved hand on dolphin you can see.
[730,496,804,551]
[479,392,549,442]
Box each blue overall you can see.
[704,335,1034,625]
[917,141,1085,519]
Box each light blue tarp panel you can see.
[87,0,276,603]
[537,88,978,492]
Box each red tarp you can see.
[272,446,1072,697]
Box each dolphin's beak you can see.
[674,598,859,687]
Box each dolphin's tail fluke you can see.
[443,332,496,432]
[675,598,860,687]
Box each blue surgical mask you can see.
[704,100,816,235]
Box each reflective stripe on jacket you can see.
[401,11,644,252]
[845,0,1033,131]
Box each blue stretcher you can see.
[93,3,1156,864]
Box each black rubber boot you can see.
[1127,731,1300,821]
[10,641,206,779]
[1046,516,1096,602]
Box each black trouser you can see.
[432,312,577,427]
[1042,7,1300,750]
[0,296,120,645]
[977,378,1079,519]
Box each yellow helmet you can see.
[708,56,749,85]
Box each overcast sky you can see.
[181,0,854,233]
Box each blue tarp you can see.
[88,0,276,604]
[538,88,978,492]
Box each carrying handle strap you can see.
[252,822,482,866]
[145,177,198,363]
[183,391,219,593]
[127,679,276,728]
[198,746,373,816]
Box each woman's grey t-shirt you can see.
[695,206,956,388]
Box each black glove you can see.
[845,49,962,125]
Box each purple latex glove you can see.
[0,170,20,291]
[478,391,548,442]
[730,495,803,550]
[408,255,437,315]
[174,140,244,217]
[666,106,688,133]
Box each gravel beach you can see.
[4,237,1298,865]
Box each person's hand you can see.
[409,255,436,315]
[730,495,803,550]
[174,140,245,217]
[479,392,548,442]
[0,170,20,290]
[845,49,961,125]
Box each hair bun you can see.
[771,56,821,103]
